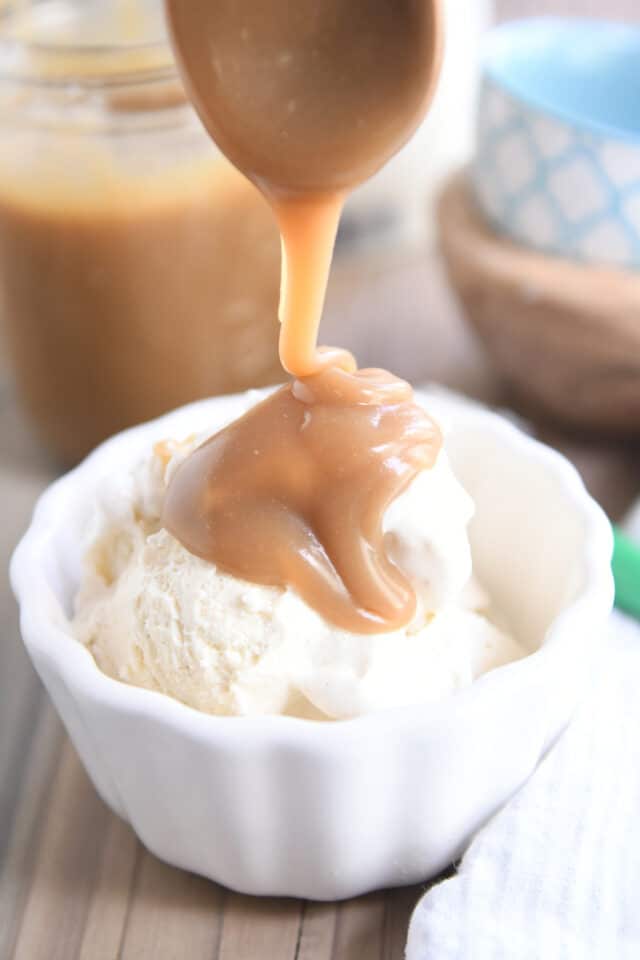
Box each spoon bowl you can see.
[166,0,444,195]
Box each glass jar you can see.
[0,0,282,464]
[343,0,493,250]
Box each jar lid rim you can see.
[0,6,178,86]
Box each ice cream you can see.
[73,394,523,721]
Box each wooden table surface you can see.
[2,245,639,960]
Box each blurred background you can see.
[0,0,640,492]
[0,0,638,488]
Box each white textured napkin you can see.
[406,510,640,960]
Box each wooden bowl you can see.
[437,173,640,434]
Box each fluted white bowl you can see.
[10,389,613,900]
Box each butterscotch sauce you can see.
[163,368,441,634]
[275,193,351,377]
[163,0,444,632]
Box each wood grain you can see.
[0,703,63,960]
[218,897,303,960]
[296,904,337,960]
[77,819,139,960]
[120,852,224,960]
[331,893,386,960]
[13,743,111,960]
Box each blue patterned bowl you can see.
[473,18,640,270]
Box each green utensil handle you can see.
[613,526,640,619]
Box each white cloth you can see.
[407,512,640,960]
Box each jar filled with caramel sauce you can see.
[0,0,282,464]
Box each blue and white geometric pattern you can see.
[472,78,640,270]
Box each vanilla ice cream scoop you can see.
[73,414,523,720]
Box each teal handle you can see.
[612,526,640,619]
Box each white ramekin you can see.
[10,389,613,901]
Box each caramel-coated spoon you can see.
[165,0,444,374]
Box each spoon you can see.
[165,0,443,195]
[165,0,444,376]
